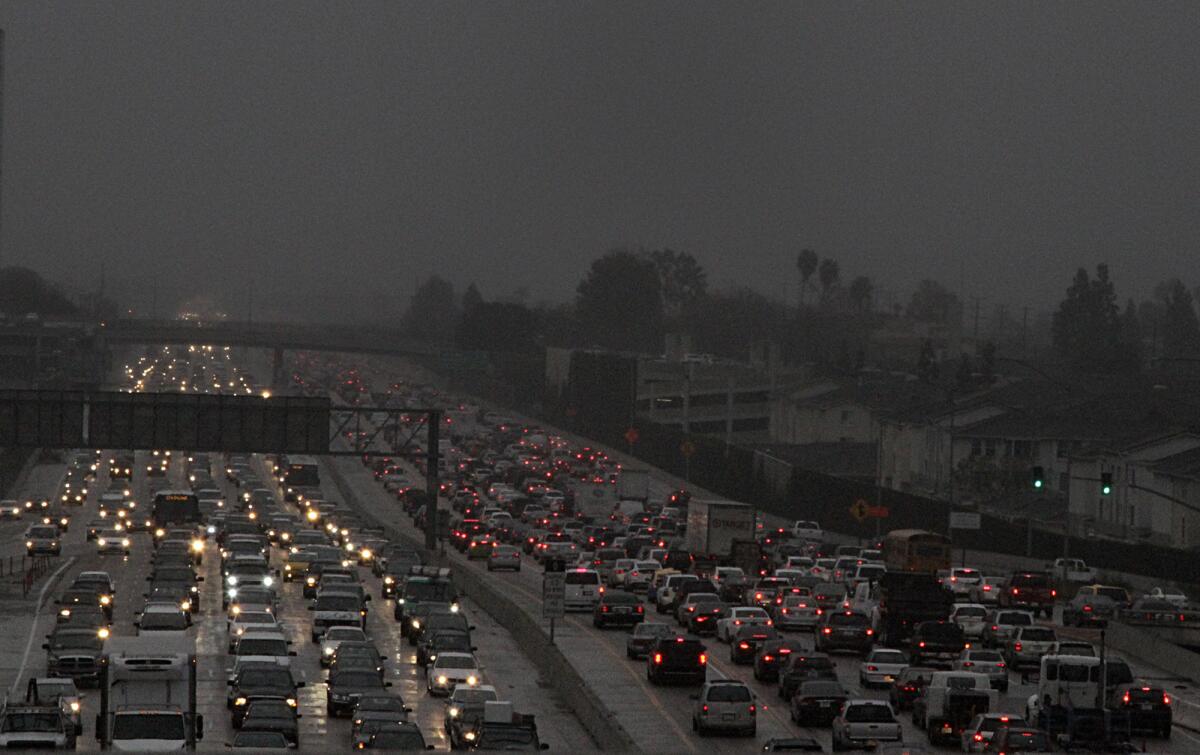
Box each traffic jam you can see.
[321,358,1190,754]
[0,346,550,752]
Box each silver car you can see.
[691,680,756,736]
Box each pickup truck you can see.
[909,621,968,666]
[0,701,79,749]
[1051,558,1097,584]
[912,671,997,746]
[998,572,1057,618]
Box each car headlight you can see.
[235,627,245,636]
[286,697,297,707]
[384,576,394,585]
[360,548,372,560]
[180,600,191,611]
[97,628,110,639]
[450,603,460,614]
[306,577,316,586]
[96,538,106,546]
[263,576,274,587]
[397,598,405,605]
[466,675,478,686]
[280,532,290,541]
[69,701,79,712]
[324,646,334,655]
[412,620,421,630]
[465,731,476,741]
[121,538,130,547]
[234,697,247,707]
[228,589,239,599]
[227,576,238,586]
[448,706,460,718]
[437,675,448,685]
[206,525,216,534]
[191,540,204,552]
[99,596,111,605]
[59,608,70,617]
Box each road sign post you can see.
[949,511,981,566]
[543,559,566,642]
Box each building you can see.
[770,373,937,446]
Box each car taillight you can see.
[636,605,644,613]
[962,661,974,667]
[749,704,756,715]
[1014,642,1022,652]
[1083,605,1093,612]
[1051,589,1057,597]
[763,655,774,662]
[601,605,609,613]
[699,653,707,664]
[779,648,791,654]
[1012,587,1019,595]
[918,641,926,648]
[739,642,750,650]
[653,653,662,665]
[1122,691,1131,704]
[865,628,874,636]
[991,625,998,631]
[974,733,984,742]
[1164,693,1172,705]
[867,665,877,671]
[823,628,832,635]
[997,661,1005,668]
[702,704,708,712]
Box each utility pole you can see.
[0,29,5,275]
[1021,306,1029,359]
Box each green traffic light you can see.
[1102,485,1112,495]
[1034,480,1043,489]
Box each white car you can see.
[427,652,483,696]
[624,560,661,592]
[320,626,368,666]
[792,520,823,541]
[95,529,130,555]
[951,603,989,640]
[712,566,745,586]
[859,648,908,688]
[969,576,1005,605]
[227,610,282,652]
[947,568,983,598]
[774,594,820,630]
[610,559,637,587]
[716,606,773,643]
[136,604,190,635]
[961,712,1026,752]
[229,631,294,678]
[953,649,1009,692]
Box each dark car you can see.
[814,610,874,655]
[729,624,780,664]
[230,730,291,749]
[327,670,391,717]
[626,623,677,659]
[239,698,299,746]
[405,603,458,644]
[419,629,474,667]
[909,620,967,666]
[777,653,837,700]
[753,639,806,683]
[790,679,848,726]
[412,612,472,655]
[889,666,936,711]
[688,601,731,635]
[227,665,302,727]
[1061,594,1117,628]
[998,572,1056,618]
[647,636,708,685]
[983,726,1052,752]
[42,628,103,686]
[1112,684,1172,738]
[672,579,719,612]
[363,721,428,750]
[593,590,646,629]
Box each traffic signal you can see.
[1031,466,1045,489]
[1100,472,1113,496]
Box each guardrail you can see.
[0,554,55,596]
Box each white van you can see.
[563,569,603,611]
[616,500,645,522]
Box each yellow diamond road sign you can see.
[849,499,869,522]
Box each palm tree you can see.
[848,275,873,312]
[818,258,840,304]
[796,249,818,306]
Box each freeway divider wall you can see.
[321,457,637,753]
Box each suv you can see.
[691,680,756,737]
[998,572,1056,617]
[1111,683,1172,738]
[981,609,1035,649]
[909,620,967,666]
[646,636,708,685]
[814,610,875,655]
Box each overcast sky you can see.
[2,2,1199,322]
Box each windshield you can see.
[316,596,361,611]
[801,682,844,696]
[406,581,454,601]
[239,612,276,626]
[452,688,498,704]
[374,731,425,748]
[844,704,893,723]
[1002,613,1034,626]
[247,701,293,719]
[707,684,752,702]
[141,613,188,630]
[359,697,407,713]
[1022,628,1055,641]
[112,713,185,740]
[872,651,906,663]
[326,628,365,641]
[240,669,293,688]
[829,613,868,627]
[237,639,288,656]
[436,656,477,670]
[956,607,987,618]
[480,726,535,745]
[333,672,383,688]
[1,713,61,732]
[1095,587,1127,602]
[50,635,100,650]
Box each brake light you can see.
[997,662,1005,668]
[866,628,874,636]
[918,641,926,648]
[763,654,774,662]
[823,627,832,635]
[702,704,708,713]
[1083,605,1093,612]
[739,642,750,650]
[601,605,609,613]
[962,661,974,667]
[653,653,662,664]
[1164,693,1172,705]
[982,585,992,592]
[779,648,791,654]
[1012,588,1019,595]
[636,605,644,613]
[867,665,877,671]
[974,733,984,742]
[748,704,756,715]
[1014,642,1023,652]
[699,653,707,664]
[1051,589,1057,597]
[1122,691,1131,704]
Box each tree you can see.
[847,275,874,313]
[455,301,538,353]
[1050,265,1122,371]
[818,258,840,300]
[575,250,663,353]
[1156,278,1200,357]
[687,287,781,360]
[917,339,939,383]
[649,249,707,316]
[955,353,973,390]
[796,249,818,305]
[980,341,997,383]
[0,267,80,316]
[461,282,484,315]
[401,275,457,342]
[1118,298,1144,369]
[906,280,962,324]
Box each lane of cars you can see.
[303,358,1200,753]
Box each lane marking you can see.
[10,555,76,695]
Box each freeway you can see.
[0,347,590,752]
[330,356,1200,753]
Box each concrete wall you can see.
[321,458,637,752]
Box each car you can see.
[981,609,1034,649]
[691,679,757,737]
[762,736,826,751]
[748,633,806,681]
[716,606,773,643]
[909,620,967,666]
[1111,683,1172,738]
[790,679,848,727]
[351,695,414,748]
[950,603,989,640]
[239,698,299,747]
[362,722,429,750]
[327,670,391,717]
[227,664,302,726]
[1047,640,1094,658]
[646,636,708,686]
[319,625,367,666]
[888,667,936,712]
[983,726,1051,752]
[562,569,603,611]
[25,524,62,555]
[815,610,875,655]
[831,699,902,750]
[728,624,780,664]
[229,730,291,750]
[778,652,837,700]
[95,529,131,555]
[426,652,483,696]
[135,604,190,635]
[969,576,1005,605]
[442,685,499,748]
[0,500,22,519]
[593,590,646,628]
[1002,625,1056,670]
[487,545,521,571]
[774,593,821,630]
[419,629,474,668]
[625,622,677,659]
[859,648,908,689]
[1060,593,1117,627]
[953,649,1009,692]
[961,713,1026,753]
